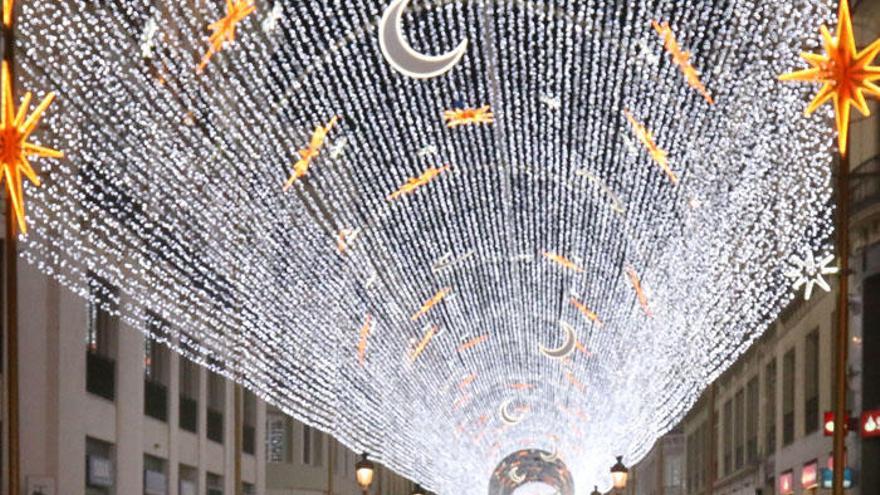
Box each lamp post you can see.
[2,4,18,495]
[355,453,375,495]
[590,485,602,495]
[610,456,629,493]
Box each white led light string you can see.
[15,0,836,493]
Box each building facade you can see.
[630,429,685,495]
[651,3,880,493]
[0,256,418,495]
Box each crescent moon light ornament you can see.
[500,399,526,426]
[539,321,577,360]
[378,0,468,79]
[539,449,559,463]
[508,466,526,484]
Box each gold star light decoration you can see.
[444,105,494,128]
[0,61,63,234]
[779,0,880,156]
[197,0,256,74]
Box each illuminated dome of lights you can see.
[16,0,835,493]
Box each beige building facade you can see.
[0,256,418,495]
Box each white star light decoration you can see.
[784,251,839,300]
[261,2,282,34]
[16,1,835,494]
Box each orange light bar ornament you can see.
[357,314,372,366]
[197,0,256,74]
[625,266,653,317]
[3,0,13,27]
[779,0,880,156]
[410,325,437,363]
[387,165,450,200]
[543,251,584,273]
[624,110,678,185]
[411,287,451,321]
[570,297,603,326]
[653,21,715,104]
[457,334,488,352]
[284,116,339,190]
[0,62,63,235]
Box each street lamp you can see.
[610,455,629,491]
[356,452,375,493]
[590,485,602,495]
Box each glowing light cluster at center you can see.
[15,0,834,493]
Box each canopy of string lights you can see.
[16,0,834,492]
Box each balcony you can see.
[86,352,115,401]
[179,396,198,433]
[144,380,168,422]
[207,408,224,444]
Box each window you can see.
[783,349,796,446]
[143,455,167,495]
[144,315,170,422]
[313,429,324,467]
[86,437,114,495]
[712,408,719,480]
[86,275,118,401]
[765,359,777,454]
[207,473,223,495]
[242,482,255,495]
[179,465,198,495]
[243,391,257,455]
[804,329,820,434]
[746,377,759,463]
[699,419,708,488]
[665,455,682,489]
[686,432,695,491]
[302,424,312,465]
[179,346,200,433]
[86,275,118,358]
[207,370,225,444]
[723,398,733,475]
[734,388,745,470]
[266,411,291,463]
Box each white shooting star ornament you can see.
[784,251,839,300]
[417,144,438,158]
[540,94,561,110]
[262,2,283,33]
[140,18,159,59]
[329,137,348,160]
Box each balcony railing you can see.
[86,352,115,401]
[852,155,880,214]
[144,380,168,422]
[179,396,198,433]
[207,408,224,444]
